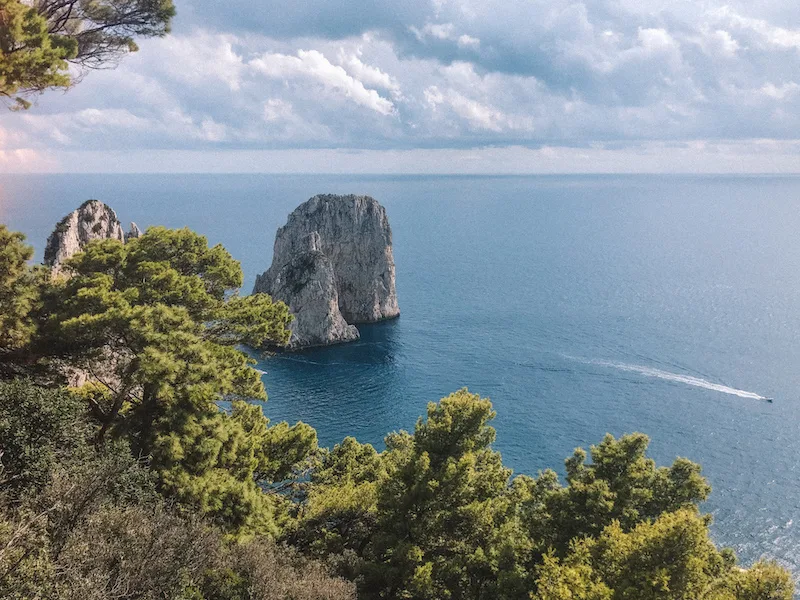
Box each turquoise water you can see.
[4,174,800,573]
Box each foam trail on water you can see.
[569,357,767,400]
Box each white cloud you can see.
[16,106,235,148]
[20,109,150,142]
[0,127,59,171]
[425,85,533,132]
[713,7,800,50]
[3,0,800,162]
[457,34,480,49]
[637,28,678,53]
[760,82,800,100]
[412,22,454,41]
[410,22,481,48]
[199,118,227,142]
[259,98,329,141]
[700,29,740,58]
[250,49,396,115]
[49,128,70,144]
[0,149,57,171]
[72,109,150,129]
[154,33,245,91]
[263,98,293,122]
[337,48,403,99]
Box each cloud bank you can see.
[3,0,800,171]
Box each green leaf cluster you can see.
[293,390,794,600]
[535,510,793,600]
[0,0,76,109]
[522,431,711,559]
[0,0,175,108]
[0,381,353,600]
[0,226,45,354]
[0,379,91,500]
[0,225,318,535]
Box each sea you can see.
[3,174,800,574]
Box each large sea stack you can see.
[44,200,141,273]
[253,194,399,349]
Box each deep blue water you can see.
[3,174,800,574]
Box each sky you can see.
[3,0,800,173]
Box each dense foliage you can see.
[292,389,792,600]
[0,380,354,600]
[0,226,43,356]
[0,0,174,108]
[1,226,314,535]
[0,223,793,599]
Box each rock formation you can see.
[260,232,359,348]
[126,222,142,240]
[253,194,399,349]
[44,200,126,272]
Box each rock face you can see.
[253,194,399,349]
[260,233,360,348]
[44,200,125,272]
[126,222,142,240]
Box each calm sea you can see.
[3,174,800,573]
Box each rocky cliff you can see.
[253,194,399,349]
[256,233,360,349]
[44,200,139,273]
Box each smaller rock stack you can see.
[127,222,143,239]
[44,200,141,273]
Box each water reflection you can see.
[266,319,402,368]
[252,318,411,447]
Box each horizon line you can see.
[3,171,800,176]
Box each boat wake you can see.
[568,357,768,401]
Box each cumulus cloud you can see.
[697,28,740,58]
[713,7,800,50]
[410,22,481,49]
[154,32,245,91]
[0,126,59,172]
[336,48,403,99]
[425,85,532,132]
[250,49,396,115]
[760,82,800,100]
[1,0,800,165]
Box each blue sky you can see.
[3,0,800,173]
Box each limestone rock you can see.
[254,194,399,349]
[126,222,142,240]
[44,200,125,272]
[256,242,360,349]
